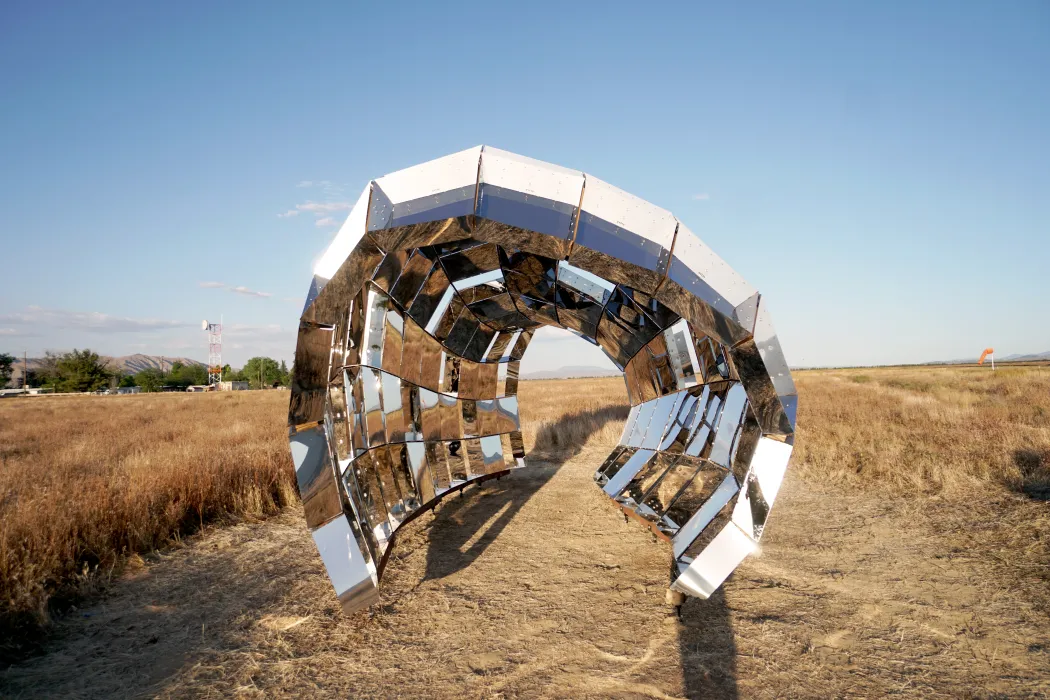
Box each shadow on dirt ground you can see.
[1013,448,1050,500]
[421,406,739,698]
[423,405,631,582]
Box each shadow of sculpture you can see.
[1013,448,1050,500]
[676,589,739,699]
[419,404,739,698]
[421,404,628,582]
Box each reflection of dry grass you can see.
[0,392,297,658]
[792,366,1050,495]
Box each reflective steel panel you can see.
[291,146,795,613]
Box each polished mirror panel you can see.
[292,146,795,613]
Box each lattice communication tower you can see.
[202,319,222,385]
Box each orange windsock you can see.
[978,348,994,365]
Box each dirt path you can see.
[3,441,1048,698]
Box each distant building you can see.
[0,387,55,397]
[219,381,249,391]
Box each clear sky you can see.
[1,1,1047,370]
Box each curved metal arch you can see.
[289,146,796,613]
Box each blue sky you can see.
[1,1,1047,370]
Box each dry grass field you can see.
[0,392,298,659]
[1,366,1049,698]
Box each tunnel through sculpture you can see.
[289,146,797,613]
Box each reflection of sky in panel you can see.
[385,307,403,335]
[557,261,614,304]
[425,286,456,334]
[500,330,522,362]
[380,371,401,414]
[671,474,739,559]
[418,387,439,411]
[627,401,657,447]
[311,517,375,598]
[641,393,684,450]
[708,384,748,468]
[497,395,518,416]
[480,435,503,465]
[603,448,655,497]
[664,320,698,385]
[363,289,388,368]
[453,269,503,291]
[658,392,700,450]
[482,331,501,358]
[406,441,426,473]
[360,367,383,414]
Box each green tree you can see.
[25,352,61,390]
[242,356,282,389]
[187,363,208,385]
[135,368,165,392]
[166,361,207,388]
[54,349,112,392]
[0,353,14,386]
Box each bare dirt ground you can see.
[3,435,1048,698]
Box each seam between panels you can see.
[730,293,761,349]
[472,148,484,229]
[653,221,679,296]
[364,182,374,235]
[567,175,586,258]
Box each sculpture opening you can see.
[289,146,797,613]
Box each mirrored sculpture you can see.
[289,146,796,612]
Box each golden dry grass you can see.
[792,365,1050,496]
[517,377,629,456]
[1,366,1048,697]
[0,392,298,659]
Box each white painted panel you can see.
[373,146,481,205]
[671,221,756,309]
[313,183,371,280]
[479,146,584,206]
[579,176,677,249]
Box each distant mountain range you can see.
[106,354,206,374]
[5,354,205,387]
[521,365,622,380]
[928,350,1050,365]
[999,351,1050,362]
